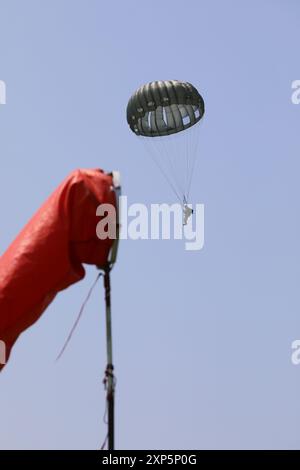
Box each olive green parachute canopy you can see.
[127,80,205,137]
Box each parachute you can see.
[0,168,118,369]
[127,80,205,209]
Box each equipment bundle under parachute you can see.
[127,80,205,216]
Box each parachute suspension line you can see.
[56,272,102,361]
[187,125,196,199]
[187,123,201,201]
[160,135,186,200]
[185,126,190,200]
[166,97,186,201]
[149,147,182,204]
[139,136,183,204]
[147,136,183,199]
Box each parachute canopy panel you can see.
[127,80,205,137]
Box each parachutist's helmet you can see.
[127,80,205,137]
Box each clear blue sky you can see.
[0,0,299,450]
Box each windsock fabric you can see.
[0,168,116,369]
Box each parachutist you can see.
[183,203,193,225]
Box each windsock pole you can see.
[102,170,121,451]
[103,265,115,450]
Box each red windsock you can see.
[0,168,117,369]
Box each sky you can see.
[0,0,299,450]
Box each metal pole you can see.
[103,265,115,450]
